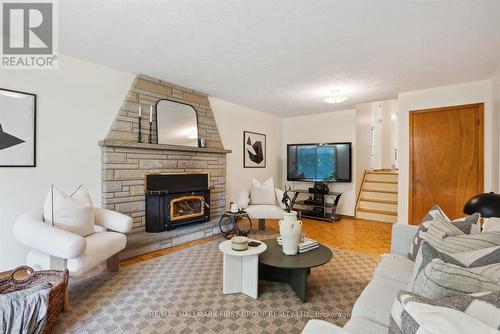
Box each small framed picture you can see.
[0,88,37,167]
[243,131,266,168]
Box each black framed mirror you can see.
[155,99,199,147]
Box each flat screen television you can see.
[287,142,352,182]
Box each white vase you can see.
[279,211,302,255]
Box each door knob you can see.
[415,179,423,184]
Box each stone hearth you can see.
[100,75,231,259]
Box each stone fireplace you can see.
[99,74,231,259]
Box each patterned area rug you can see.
[55,232,379,334]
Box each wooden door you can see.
[409,103,483,225]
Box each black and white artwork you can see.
[0,88,36,167]
[243,131,266,168]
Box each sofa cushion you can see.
[245,204,283,219]
[250,177,276,205]
[408,241,500,298]
[43,185,95,237]
[351,276,407,327]
[67,231,126,276]
[408,205,480,260]
[374,254,415,284]
[389,290,500,334]
[344,317,387,334]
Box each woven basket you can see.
[0,266,69,334]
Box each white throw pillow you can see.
[237,189,250,209]
[43,185,95,236]
[483,218,500,232]
[250,177,276,205]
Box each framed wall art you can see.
[0,88,36,167]
[243,131,266,168]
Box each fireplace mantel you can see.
[99,139,232,154]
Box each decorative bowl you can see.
[231,236,249,251]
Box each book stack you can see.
[277,237,319,253]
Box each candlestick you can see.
[149,105,153,122]
[148,120,153,144]
[137,116,142,143]
[138,104,142,117]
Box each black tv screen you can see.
[287,143,352,182]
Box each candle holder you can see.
[148,121,153,144]
[137,116,142,143]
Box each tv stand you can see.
[290,189,342,222]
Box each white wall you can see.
[282,109,356,216]
[210,97,283,203]
[354,103,372,198]
[0,55,134,271]
[397,80,498,225]
[493,66,500,190]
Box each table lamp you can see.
[463,192,500,218]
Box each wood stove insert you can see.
[145,173,210,232]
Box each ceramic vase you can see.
[279,211,302,255]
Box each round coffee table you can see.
[259,238,333,302]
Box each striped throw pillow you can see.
[389,291,500,334]
[424,230,500,255]
[407,205,481,260]
[408,242,500,298]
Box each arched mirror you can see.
[156,99,199,147]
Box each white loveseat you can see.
[302,223,419,334]
[13,207,132,277]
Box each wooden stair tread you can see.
[364,180,398,184]
[367,171,398,175]
[357,208,398,216]
[361,189,398,194]
[360,198,397,204]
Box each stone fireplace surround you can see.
[100,75,231,260]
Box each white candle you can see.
[149,105,153,122]
[138,104,142,117]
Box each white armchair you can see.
[238,188,285,230]
[13,207,132,277]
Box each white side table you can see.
[218,239,267,299]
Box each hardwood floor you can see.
[121,217,392,267]
[266,217,392,256]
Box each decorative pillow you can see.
[422,229,500,255]
[484,218,500,232]
[389,290,500,334]
[237,189,250,209]
[408,242,500,298]
[250,177,275,205]
[407,205,481,260]
[43,185,95,236]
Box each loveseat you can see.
[302,223,418,334]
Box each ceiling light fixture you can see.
[323,90,348,104]
[323,95,348,104]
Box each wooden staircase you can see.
[355,170,398,223]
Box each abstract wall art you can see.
[0,88,36,167]
[243,131,266,168]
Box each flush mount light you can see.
[323,94,348,104]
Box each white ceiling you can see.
[59,0,500,117]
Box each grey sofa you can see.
[302,223,418,334]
